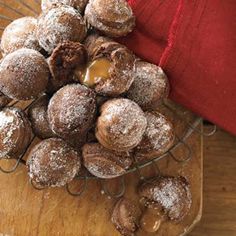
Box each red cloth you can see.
[119,0,236,135]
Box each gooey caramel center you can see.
[75,58,112,88]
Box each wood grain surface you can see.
[189,127,236,236]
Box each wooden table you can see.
[189,126,236,236]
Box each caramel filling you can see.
[76,58,112,88]
[140,208,162,233]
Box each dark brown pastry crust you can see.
[127,61,170,110]
[48,41,88,92]
[138,176,192,222]
[85,0,135,37]
[84,35,136,96]
[42,0,89,13]
[135,112,175,162]
[0,48,49,100]
[28,95,56,139]
[1,17,41,56]
[82,143,132,178]
[12,110,33,158]
[96,98,147,152]
[84,34,113,59]
[27,138,81,187]
[47,84,96,146]
[0,92,11,108]
[0,107,32,159]
[86,129,97,143]
[37,4,87,54]
[96,95,110,107]
[111,198,141,236]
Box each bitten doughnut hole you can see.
[82,35,136,96]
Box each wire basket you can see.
[0,0,217,198]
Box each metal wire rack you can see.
[0,98,217,198]
[0,1,217,198]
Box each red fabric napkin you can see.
[119,0,236,135]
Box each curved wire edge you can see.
[76,117,202,179]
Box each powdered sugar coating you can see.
[1,17,41,56]
[48,84,96,141]
[139,176,192,222]
[145,114,173,149]
[27,138,81,187]
[0,109,20,158]
[41,0,88,12]
[96,98,147,152]
[0,48,49,100]
[85,0,135,37]
[37,4,87,54]
[90,0,133,23]
[127,61,169,110]
[28,95,56,139]
[135,112,175,161]
[0,108,31,159]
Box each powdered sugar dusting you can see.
[59,91,88,130]
[145,112,173,150]
[106,101,143,136]
[0,48,49,100]
[0,108,23,158]
[152,181,180,208]
[27,138,81,187]
[1,17,40,55]
[85,0,135,37]
[140,176,192,221]
[91,0,133,23]
[28,95,55,139]
[1,48,45,80]
[48,84,96,137]
[37,5,86,53]
[127,62,169,109]
[97,98,147,151]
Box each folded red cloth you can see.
[119,0,236,135]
